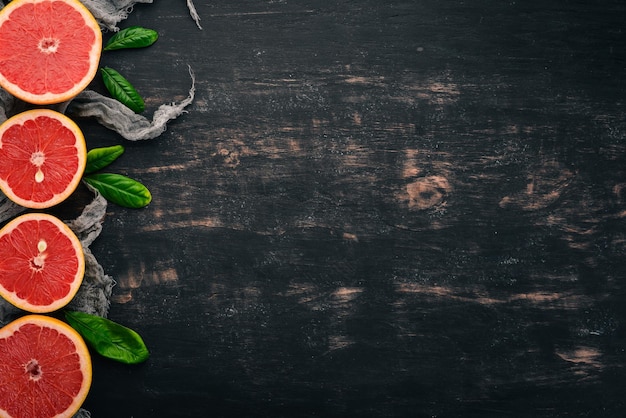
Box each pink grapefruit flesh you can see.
[0,109,87,209]
[0,314,92,418]
[0,212,85,313]
[0,0,102,104]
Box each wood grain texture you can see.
[65,0,626,416]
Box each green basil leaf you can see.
[101,67,145,113]
[65,311,150,364]
[104,26,158,51]
[83,173,152,208]
[85,145,125,174]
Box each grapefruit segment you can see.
[0,0,102,104]
[0,314,92,418]
[0,212,85,313]
[0,109,87,209]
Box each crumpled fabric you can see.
[80,0,154,31]
[0,2,196,416]
[68,66,196,141]
[77,0,202,32]
[187,0,202,29]
[64,189,114,317]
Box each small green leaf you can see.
[85,145,125,174]
[104,26,159,51]
[101,67,145,113]
[65,311,150,364]
[83,173,152,208]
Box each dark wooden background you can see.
[68,0,626,416]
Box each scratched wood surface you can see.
[69,0,626,416]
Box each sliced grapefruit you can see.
[0,212,85,313]
[0,314,92,418]
[0,109,87,209]
[0,0,102,104]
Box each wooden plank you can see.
[74,0,626,416]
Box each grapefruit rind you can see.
[0,213,85,313]
[0,314,92,418]
[0,109,87,209]
[0,0,102,104]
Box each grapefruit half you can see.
[0,212,85,313]
[0,0,102,104]
[0,314,92,418]
[0,109,87,209]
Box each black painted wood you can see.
[71,1,626,416]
